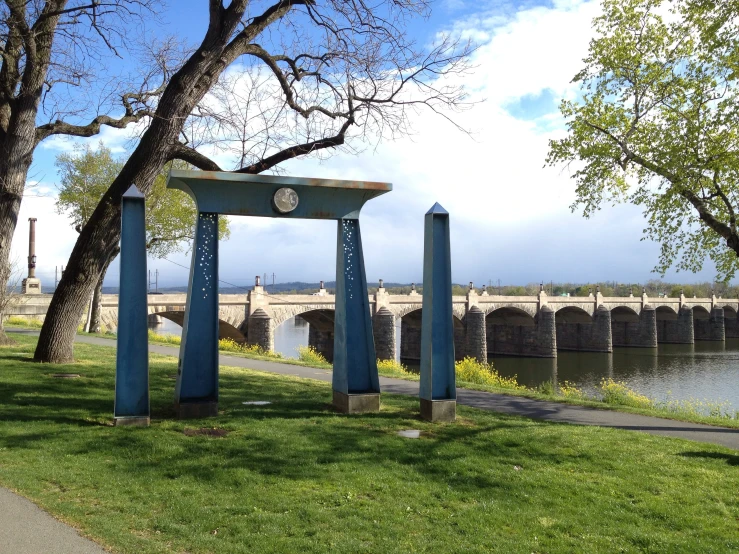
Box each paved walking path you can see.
[3,329,739,553]
[0,487,107,553]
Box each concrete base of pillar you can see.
[176,401,218,419]
[420,398,456,422]
[333,391,380,414]
[114,416,150,427]
[21,277,41,294]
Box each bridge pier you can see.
[556,305,612,352]
[694,307,725,341]
[465,306,486,362]
[247,308,274,352]
[611,305,657,348]
[486,305,556,358]
[657,306,694,344]
[400,314,422,361]
[309,326,335,362]
[373,307,396,361]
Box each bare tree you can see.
[34,0,474,363]
[0,257,21,345]
[0,0,165,345]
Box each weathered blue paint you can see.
[167,170,390,220]
[115,185,149,419]
[333,219,380,394]
[176,212,220,406]
[420,203,456,401]
[167,170,391,416]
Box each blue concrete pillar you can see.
[420,203,456,422]
[114,185,149,426]
[332,218,380,413]
[175,212,219,418]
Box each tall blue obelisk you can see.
[114,185,150,426]
[419,203,456,422]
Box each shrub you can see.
[218,338,282,359]
[5,316,43,329]
[454,357,523,390]
[297,345,328,365]
[147,330,181,345]
[558,381,586,400]
[537,380,554,395]
[377,358,412,376]
[598,379,653,409]
[656,397,738,420]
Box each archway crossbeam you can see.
[166,170,391,417]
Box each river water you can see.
[151,317,739,411]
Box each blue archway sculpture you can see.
[166,170,392,417]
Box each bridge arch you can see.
[145,311,248,343]
[723,305,739,338]
[555,306,593,324]
[610,306,640,324]
[399,307,465,361]
[482,303,537,319]
[692,305,710,320]
[486,307,535,327]
[292,309,336,362]
[655,306,678,321]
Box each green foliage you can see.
[297,345,328,365]
[147,330,181,345]
[547,0,739,281]
[598,378,654,409]
[454,357,524,389]
[218,337,282,359]
[376,358,411,377]
[4,316,44,329]
[557,381,586,400]
[56,144,229,258]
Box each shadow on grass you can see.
[679,451,739,466]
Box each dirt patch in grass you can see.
[183,427,229,438]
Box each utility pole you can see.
[272,272,275,289]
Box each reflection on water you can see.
[490,339,739,410]
[150,316,739,410]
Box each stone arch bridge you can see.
[10,283,738,362]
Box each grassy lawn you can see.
[0,335,738,553]
[6,321,739,429]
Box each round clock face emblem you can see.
[273,187,299,214]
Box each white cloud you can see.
[17,0,722,288]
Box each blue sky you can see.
[12,0,726,289]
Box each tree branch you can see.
[168,142,222,171]
[35,109,152,144]
[235,119,352,174]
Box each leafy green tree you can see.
[56,143,229,332]
[547,0,739,281]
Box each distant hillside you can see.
[97,281,415,295]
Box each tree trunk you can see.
[88,265,108,334]
[34,1,297,362]
[0,191,21,346]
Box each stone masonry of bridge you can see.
[7,284,738,361]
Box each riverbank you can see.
[7,321,739,429]
[1,334,738,553]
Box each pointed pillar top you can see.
[123,184,145,199]
[426,202,449,215]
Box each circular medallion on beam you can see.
[273,187,299,214]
